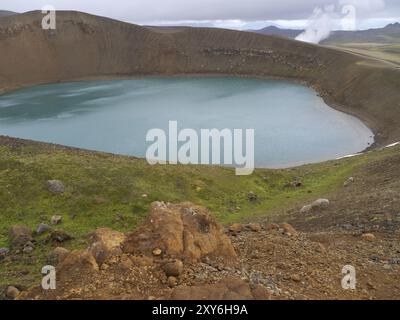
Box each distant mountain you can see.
[322,22,400,44]
[0,10,17,17]
[251,26,303,39]
[251,23,400,44]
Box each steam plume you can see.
[296,0,386,44]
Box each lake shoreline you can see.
[0,73,377,152]
[0,77,374,170]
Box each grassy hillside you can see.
[1,136,398,287]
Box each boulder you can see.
[88,228,126,265]
[46,180,65,194]
[9,225,33,248]
[170,277,253,300]
[47,247,70,265]
[123,202,237,263]
[58,250,99,279]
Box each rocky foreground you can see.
[1,199,399,300]
[1,142,400,300]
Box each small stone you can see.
[246,223,262,232]
[342,224,353,230]
[367,281,376,290]
[229,223,244,234]
[36,223,51,235]
[50,215,63,225]
[251,284,272,300]
[300,205,313,214]
[361,233,376,242]
[247,192,258,202]
[115,213,125,221]
[280,223,298,237]
[6,286,20,299]
[49,230,73,243]
[130,255,154,267]
[168,276,178,288]
[119,255,133,270]
[93,196,106,204]
[101,263,109,271]
[162,260,184,277]
[311,199,330,209]
[344,177,354,187]
[9,225,33,248]
[265,223,280,231]
[291,274,301,282]
[46,180,65,194]
[0,247,9,256]
[23,242,35,253]
[152,248,162,256]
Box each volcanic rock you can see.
[50,215,63,225]
[280,223,298,237]
[9,225,33,248]
[36,223,51,235]
[46,180,65,194]
[6,286,20,300]
[88,228,126,265]
[58,250,99,279]
[162,260,184,277]
[123,202,237,263]
[47,247,70,265]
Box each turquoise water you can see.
[0,77,374,168]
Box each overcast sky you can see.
[2,0,399,30]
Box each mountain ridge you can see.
[250,22,400,44]
[0,11,399,147]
